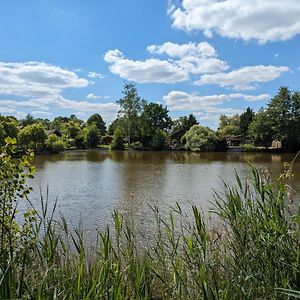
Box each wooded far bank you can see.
[0,84,299,153]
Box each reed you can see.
[1,140,299,299]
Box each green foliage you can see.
[0,116,19,146]
[249,87,300,151]
[117,83,145,144]
[241,143,258,152]
[1,153,299,299]
[46,134,66,153]
[129,141,144,150]
[141,102,172,134]
[87,113,106,135]
[218,114,241,138]
[64,120,82,139]
[149,129,166,150]
[83,123,101,148]
[111,128,125,150]
[240,107,255,135]
[20,114,35,126]
[171,114,198,142]
[182,125,218,151]
[0,138,37,299]
[18,123,47,150]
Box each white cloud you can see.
[0,61,118,122]
[170,0,300,43]
[31,111,53,116]
[104,42,228,83]
[164,90,267,127]
[0,62,88,97]
[104,49,188,83]
[195,65,289,90]
[147,41,216,58]
[163,90,269,111]
[87,93,102,100]
[88,71,104,79]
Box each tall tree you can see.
[117,83,145,144]
[239,107,255,136]
[87,113,106,135]
[141,103,172,134]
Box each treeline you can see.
[0,84,299,153]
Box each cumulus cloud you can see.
[147,41,216,58]
[0,61,118,121]
[163,90,269,126]
[163,90,269,111]
[0,62,88,97]
[170,0,300,43]
[104,42,229,83]
[88,71,104,79]
[195,65,289,90]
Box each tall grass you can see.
[1,141,299,299]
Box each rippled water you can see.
[27,150,300,232]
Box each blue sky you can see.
[0,0,300,128]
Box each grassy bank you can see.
[1,139,300,299]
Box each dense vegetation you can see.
[0,85,299,153]
[1,138,299,299]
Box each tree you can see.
[249,87,300,151]
[117,83,145,144]
[149,129,166,150]
[239,107,255,136]
[171,114,198,142]
[18,123,47,150]
[64,121,82,139]
[87,114,106,136]
[249,109,274,146]
[218,114,241,138]
[111,128,125,150]
[46,134,66,153]
[141,103,172,133]
[20,114,35,126]
[83,123,101,148]
[0,116,18,146]
[181,125,218,152]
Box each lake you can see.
[28,150,300,233]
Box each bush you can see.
[241,143,258,152]
[181,125,218,151]
[129,141,144,150]
[149,129,166,150]
[46,134,66,153]
[111,128,125,150]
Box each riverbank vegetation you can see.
[1,139,300,299]
[0,85,299,153]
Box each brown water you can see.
[29,150,300,232]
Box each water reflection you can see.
[29,150,300,232]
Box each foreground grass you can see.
[1,140,300,299]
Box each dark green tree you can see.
[239,107,255,136]
[84,123,101,148]
[87,114,106,135]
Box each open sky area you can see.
[0,0,300,128]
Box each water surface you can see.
[29,150,300,232]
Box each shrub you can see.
[241,143,258,152]
[111,128,125,150]
[149,129,166,150]
[47,134,66,153]
[129,141,144,150]
[181,125,218,151]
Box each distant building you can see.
[226,134,247,147]
[46,129,62,137]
